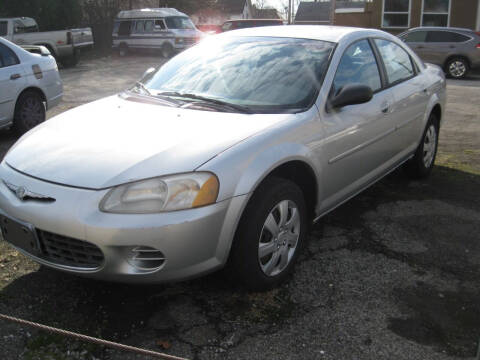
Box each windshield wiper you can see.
[134,82,152,96]
[156,91,253,114]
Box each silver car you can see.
[0,26,446,290]
[399,27,480,79]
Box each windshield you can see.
[144,36,334,113]
[165,16,195,30]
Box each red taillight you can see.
[476,43,480,49]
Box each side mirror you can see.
[329,83,373,109]
[139,67,156,83]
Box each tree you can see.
[0,0,82,30]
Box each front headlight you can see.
[100,172,219,214]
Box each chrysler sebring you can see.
[0,26,446,290]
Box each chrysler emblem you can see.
[15,186,26,200]
[3,181,55,203]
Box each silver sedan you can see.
[0,26,446,290]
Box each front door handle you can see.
[416,45,425,49]
[10,74,21,80]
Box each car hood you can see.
[5,95,286,189]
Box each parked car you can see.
[0,26,445,290]
[196,24,222,34]
[399,27,480,79]
[0,17,93,67]
[0,37,62,134]
[112,8,203,58]
[221,19,284,32]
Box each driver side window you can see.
[333,39,382,95]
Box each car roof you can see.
[220,25,391,43]
[406,26,474,33]
[116,8,187,19]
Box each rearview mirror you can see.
[329,83,373,109]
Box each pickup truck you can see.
[0,17,93,67]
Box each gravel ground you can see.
[0,54,479,360]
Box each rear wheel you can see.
[404,114,439,179]
[446,57,469,79]
[227,177,308,290]
[13,90,46,135]
[61,50,79,67]
[119,43,129,57]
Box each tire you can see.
[119,43,128,57]
[61,52,79,67]
[13,90,46,135]
[226,177,308,291]
[446,57,469,79]
[161,43,174,58]
[404,113,439,179]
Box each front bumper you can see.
[0,162,247,283]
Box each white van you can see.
[112,8,202,57]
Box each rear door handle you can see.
[381,107,389,113]
[10,74,21,80]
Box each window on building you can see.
[422,0,450,26]
[382,0,410,28]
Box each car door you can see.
[373,38,429,155]
[319,39,396,209]
[0,42,26,124]
[425,30,472,65]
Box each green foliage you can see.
[0,0,82,31]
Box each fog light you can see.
[127,246,166,271]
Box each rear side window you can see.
[333,39,382,94]
[144,20,154,32]
[0,21,7,36]
[427,31,470,43]
[135,21,145,33]
[403,31,427,42]
[374,39,414,84]
[118,21,132,36]
[0,43,20,68]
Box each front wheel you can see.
[404,114,439,179]
[13,91,46,135]
[227,177,308,291]
[161,43,174,58]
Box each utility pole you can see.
[330,0,337,25]
[288,0,292,24]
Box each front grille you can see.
[37,230,104,269]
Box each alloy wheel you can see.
[20,97,44,130]
[423,124,437,168]
[449,61,466,78]
[258,200,300,277]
